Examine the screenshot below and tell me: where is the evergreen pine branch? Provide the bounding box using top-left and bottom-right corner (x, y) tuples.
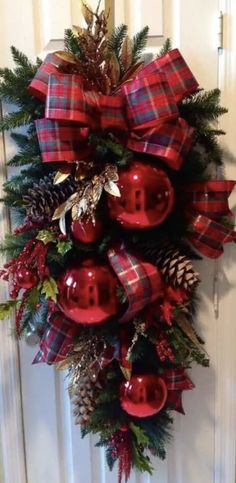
(107, 24), (128, 57)
(132, 26), (149, 63)
(11, 46), (35, 71)
(7, 131), (41, 167)
(64, 29), (83, 58)
(158, 38), (172, 57)
(0, 110), (33, 130)
(180, 88), (228, 126)
(0, 232), (35, 257)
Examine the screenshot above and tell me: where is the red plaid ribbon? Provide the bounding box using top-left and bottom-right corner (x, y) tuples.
(108, 243), (162, 323)
(184, 181), (236, 258)
(163, 367), (194, 414)
(33, 312), (78, 365)
(35, 119), (91, 162)
(128, 118), (194, 170)
(29, 49), (198, 170)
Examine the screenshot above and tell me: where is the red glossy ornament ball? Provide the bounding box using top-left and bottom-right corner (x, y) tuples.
(58, 260), (119, 325)
(120, 374), (168, 417)
(71, 218), (103, 244)
(16, 268), (38, 289)
(108, 161), (174, 229)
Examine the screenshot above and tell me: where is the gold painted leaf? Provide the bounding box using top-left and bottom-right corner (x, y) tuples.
(121, 36), (133, 71)
(72, 25), (87, 36)
(81, 1), (93, 27)
(176, 317), (207, 353)
(52, 193), (78, 220)
(109, 54), (120, 87)
(53, 171), (71, 185)
(120, 365), (132, 381)
(92, 183), (103, 205)
(104, 180), (121, 197)
(59, 213), (67, 235)
(55, 51), (78, 65)
(56, 360), (70, 371)
(71, 204), (79, 221)
(105, 165), (119, 182)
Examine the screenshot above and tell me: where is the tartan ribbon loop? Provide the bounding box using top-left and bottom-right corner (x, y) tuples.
(29, 49), (198, 169)
(33, 312), (79, 365)
(184, 181), (236, 258)
(108, 243), (163, 323)
(163, 367), (194, 414)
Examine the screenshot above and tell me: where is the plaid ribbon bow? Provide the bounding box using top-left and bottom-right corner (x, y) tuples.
(29, 49), (198, 170)
(184, 181), (236, 258)
(163, 367), (195, 413)
(108, 243), (163, 323)
(33, 312), (79, 365)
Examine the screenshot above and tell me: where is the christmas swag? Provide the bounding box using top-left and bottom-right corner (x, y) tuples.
(0, 3), (235, 481)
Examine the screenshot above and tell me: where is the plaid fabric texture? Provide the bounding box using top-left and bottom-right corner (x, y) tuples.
(108, 244), (162, 323)
(163, 368), (194, 414)
(138, 49), (199, 103)
(28, 53), (73, 101)
(184, 180), (236, 218)
(30, 49), (197, 166)
(35, 119), (90, 162)
(33, 313), (78, 365)
(187, 212), (236, 259)
(183, 180), (236, 258)
(46, 73), (126, 131)
(127, 118), (194, 171)
(122, 72), (178, 130)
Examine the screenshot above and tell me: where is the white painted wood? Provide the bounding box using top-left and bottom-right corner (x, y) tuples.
(214, 2), (236, 483)
(0, 1), (236, 483)
(114, 0), (163, 36)
(0, 117), (27, 481)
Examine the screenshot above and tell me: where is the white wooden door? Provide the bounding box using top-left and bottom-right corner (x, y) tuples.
(0, 1), (236, 483)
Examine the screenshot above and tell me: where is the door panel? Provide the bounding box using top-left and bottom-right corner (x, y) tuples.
(1, 1), (236, 482)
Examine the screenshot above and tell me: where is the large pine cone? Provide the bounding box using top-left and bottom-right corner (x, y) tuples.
(71, 375), (100, 426)
(156, 244), (200, 291)
(23, 173), (78, 223)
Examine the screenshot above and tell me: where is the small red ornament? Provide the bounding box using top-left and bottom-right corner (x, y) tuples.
(71, 218), (103, 244)
(58, 259), (119, 325)
(16, 268), (39, 289)
(120, 374), (168, 417)
(108, 161), (174, 229)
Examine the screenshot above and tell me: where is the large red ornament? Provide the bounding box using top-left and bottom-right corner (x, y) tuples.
(58, 259), (119, 325)
(16, 268), (39, 289)
(108, 161), (174, 229)
(71, 218), (103, 244)
(120, 374), (168, 417)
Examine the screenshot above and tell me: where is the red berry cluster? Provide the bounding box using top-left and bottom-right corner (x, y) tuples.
(156, 331), (175, 362)
(109, 430), (132, 483)
(0, 238), (49, 298)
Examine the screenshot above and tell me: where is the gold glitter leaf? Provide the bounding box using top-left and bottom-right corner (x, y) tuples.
(109, 54), (120, 87)
(121, 36), (133, 72)
(81, 1), (94, 27)
(55, 51), (78, 65)
(53, 171), (71, 185)
(104, 180), (121, 197)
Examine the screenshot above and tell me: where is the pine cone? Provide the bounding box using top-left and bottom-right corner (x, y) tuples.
(156, 244), (200, 291)
(23, 174), (78, 223)
(71, 375), (100, 426)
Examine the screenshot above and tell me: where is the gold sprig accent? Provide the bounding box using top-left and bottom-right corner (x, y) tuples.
(126, 318), (147, 363)
(52, 164), (120, 234)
